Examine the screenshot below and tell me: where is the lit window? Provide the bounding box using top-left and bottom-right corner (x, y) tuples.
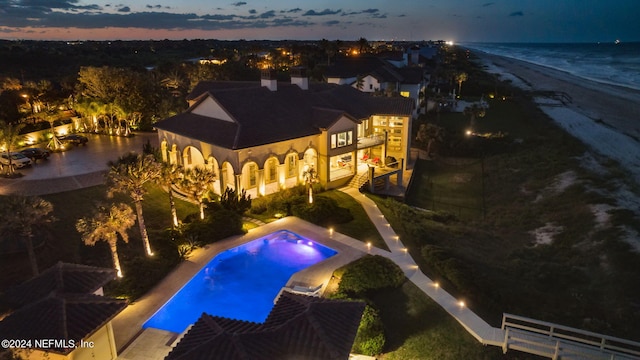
(331, 130), (353, 149)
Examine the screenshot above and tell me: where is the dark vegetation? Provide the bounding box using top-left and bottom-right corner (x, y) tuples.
(394, 46), (640, 340)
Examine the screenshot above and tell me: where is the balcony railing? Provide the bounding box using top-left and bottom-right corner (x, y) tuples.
(357, 134), (385, 149)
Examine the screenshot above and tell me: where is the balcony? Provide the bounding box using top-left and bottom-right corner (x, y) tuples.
(357, 134), (385, 149)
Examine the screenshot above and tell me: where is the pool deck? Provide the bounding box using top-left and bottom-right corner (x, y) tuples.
(114, 216), (377, 360)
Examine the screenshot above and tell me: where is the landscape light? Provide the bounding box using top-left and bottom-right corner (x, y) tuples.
(434, 282), (440, 288)
(458, 300), (465, 308)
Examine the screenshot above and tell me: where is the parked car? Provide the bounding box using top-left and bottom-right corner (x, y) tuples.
(20, 147), (50, 161)
(58, 134), (88, 146)
(0, 152), (32, 168)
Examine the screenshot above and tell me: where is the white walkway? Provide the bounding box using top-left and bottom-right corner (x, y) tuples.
(338, 187), (505, 346)
(340, 187), (640, 359)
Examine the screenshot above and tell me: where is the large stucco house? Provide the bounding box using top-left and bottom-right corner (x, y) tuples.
(154, 69), (414, 198)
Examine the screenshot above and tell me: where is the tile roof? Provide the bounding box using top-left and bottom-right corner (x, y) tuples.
(2, 261), (117, 309)
(155, 82), (413, 150)
(0, 262), (125, 354)
(165, 292), (365, 360)
(0, 293), (126, 354)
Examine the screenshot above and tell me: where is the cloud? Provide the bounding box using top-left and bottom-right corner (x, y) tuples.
(286, 8), (302, 13)
(146, 4), (162, 9)
(232, 2), (247, 6)
(343, 8), (379, 16)
(117, 6), (130, 13)
(324, 20), (340, 26)
(19, 0), (101, 11)
(248, 9), (257, 14)
(482, 2), (494, 6)
(303, 9), (341, 16)
(509, 11), (524, 16)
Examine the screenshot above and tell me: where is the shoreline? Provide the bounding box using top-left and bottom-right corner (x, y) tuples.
(471, 50), (640, 186)
(472, 51), (640, 141)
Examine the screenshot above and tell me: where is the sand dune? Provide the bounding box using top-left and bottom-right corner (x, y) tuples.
(474, 51), (640, 185)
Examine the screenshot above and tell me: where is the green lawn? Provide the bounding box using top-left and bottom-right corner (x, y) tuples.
(317, 190), (387, 250)
(377, 282), (505, 360)
(406, 158), (484, 220)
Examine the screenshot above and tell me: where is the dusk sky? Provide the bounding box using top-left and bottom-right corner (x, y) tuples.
(0, 0), (638, 43)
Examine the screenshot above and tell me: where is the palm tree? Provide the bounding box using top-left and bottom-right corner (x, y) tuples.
(0, 196), (55, 277)
(76, 203), (135, 278)
(456, 72), (468, 98)
(159, 162), (183, 228)
(0, 121), (25, 175)
(107, 153), (161, 256)
(302, 166), (318, 204)
(180, 166), (217, 220)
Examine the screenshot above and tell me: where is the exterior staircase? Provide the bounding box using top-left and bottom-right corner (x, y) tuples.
(347, 171), (369, 190)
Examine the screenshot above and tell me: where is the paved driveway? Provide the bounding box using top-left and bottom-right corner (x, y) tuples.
(0, 132), (159, 196)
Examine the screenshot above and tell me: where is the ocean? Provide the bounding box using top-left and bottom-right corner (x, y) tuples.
(463, 42), (640, 91)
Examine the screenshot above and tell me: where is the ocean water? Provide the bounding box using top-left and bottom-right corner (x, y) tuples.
(464, 42), (640, 91)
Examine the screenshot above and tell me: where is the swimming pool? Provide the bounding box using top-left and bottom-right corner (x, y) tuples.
(143, 230), (337, 333)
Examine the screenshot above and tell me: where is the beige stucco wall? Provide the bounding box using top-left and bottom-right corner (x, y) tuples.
(14, 322), (117, 360)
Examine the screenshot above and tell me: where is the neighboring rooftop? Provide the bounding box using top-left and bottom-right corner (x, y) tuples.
(0, 293), (127, 354)
(165, 292), (365, 360)
(0, 262), (126, 354)
(2, 261), (117, 309)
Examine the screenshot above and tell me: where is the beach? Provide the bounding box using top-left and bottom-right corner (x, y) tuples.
(473, 51), (640, 186)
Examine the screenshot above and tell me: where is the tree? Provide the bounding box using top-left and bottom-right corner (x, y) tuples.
(107, 153), (161, 256)
(159, 162), (183, 228)
(220, 187), (252, 215)
(456, 72), (468, 98)
(357, 37), (369, 54)
(356, 74), (364, 91)
(0, 196), (55, 277)
(463, 103), (486, 131)
(0, 121), (25, 175)
(76, 203), (135, 278)
(302, 166), (319, 204)
(180, 166), (217, 220)
(415, 123), (445, 157)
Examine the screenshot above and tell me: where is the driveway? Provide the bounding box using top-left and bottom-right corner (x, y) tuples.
(0, 132), (159, 196)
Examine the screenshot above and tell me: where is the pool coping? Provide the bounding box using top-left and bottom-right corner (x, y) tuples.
(112, 216), (388, 354)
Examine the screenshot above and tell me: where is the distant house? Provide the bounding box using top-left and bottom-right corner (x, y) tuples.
(0, 262), (127, 360)
(165, 291), (365, 360)
(324, 56), (427, 116)
(154, 68), (414, 199)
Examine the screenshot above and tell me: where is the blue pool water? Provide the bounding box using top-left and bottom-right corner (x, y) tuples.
(143, 230), (337, 333)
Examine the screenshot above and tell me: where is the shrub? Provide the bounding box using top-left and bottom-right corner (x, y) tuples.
(352, 305), (386, 356)
(291, 195), (353, 225)
(339, 255), (405, 296)
(220, 187), (252, 215)
(182, 208), (244, 244)
(421, 245), (477, 294)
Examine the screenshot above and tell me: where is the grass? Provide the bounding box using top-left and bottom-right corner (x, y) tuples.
(0, 183), (199, 299)
(388, 91), (640, 340)
(406, 158), (484, 219)
(317, 190), (387, 250)
(247, 188), (387, 250)
(376, 282), (505, 360)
